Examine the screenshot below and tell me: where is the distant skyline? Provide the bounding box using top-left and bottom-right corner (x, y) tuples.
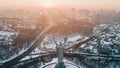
(0, 0), (120, 9)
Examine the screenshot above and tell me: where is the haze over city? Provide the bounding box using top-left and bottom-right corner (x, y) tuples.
(0, 0), (120, 9)
(1, 0), (120, 68)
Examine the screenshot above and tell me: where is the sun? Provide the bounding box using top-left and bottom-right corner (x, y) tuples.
(44, 0), (52, 8)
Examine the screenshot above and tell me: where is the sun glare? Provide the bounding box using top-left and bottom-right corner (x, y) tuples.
(44, 0), (52, 8)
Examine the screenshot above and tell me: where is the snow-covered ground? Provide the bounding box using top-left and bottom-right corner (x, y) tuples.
(39, 34), (87, 51)
(0, 31), (19, 63)
(40, 58), (80, 68)
(0, 31), (18, 45)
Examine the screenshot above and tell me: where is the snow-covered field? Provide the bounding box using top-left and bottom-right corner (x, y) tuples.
(40, 58), (79, 68)
(0, 31), (18, 45)
(39, 34), (87, 51)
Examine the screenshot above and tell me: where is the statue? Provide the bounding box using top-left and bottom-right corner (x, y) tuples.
(56, 42), (64, 64)
(53, 37), (66, 68)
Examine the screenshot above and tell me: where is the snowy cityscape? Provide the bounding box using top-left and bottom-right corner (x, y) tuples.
(0, 0), (120, 67)
(0, 8), (120, 68)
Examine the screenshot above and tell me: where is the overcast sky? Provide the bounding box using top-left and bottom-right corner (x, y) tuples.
(0, 0), (120, 9)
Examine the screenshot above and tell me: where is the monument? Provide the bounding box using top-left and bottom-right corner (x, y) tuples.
(53, 37), (66, 68)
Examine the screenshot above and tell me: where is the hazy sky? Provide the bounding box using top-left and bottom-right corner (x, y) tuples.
(0, 0), (120, 9)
